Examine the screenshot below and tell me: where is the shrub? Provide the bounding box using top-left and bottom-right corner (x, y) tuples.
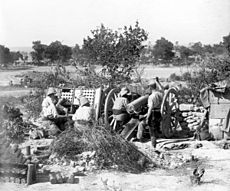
(1, 105), (31, 143)
(169, 73), (182, 81)
(181, 71), (192, 81)
(21, 89), (44, 120)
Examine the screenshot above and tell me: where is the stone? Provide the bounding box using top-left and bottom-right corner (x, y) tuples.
(75, 166), (85, 172)
(179, 104), (194, 111)
(70, 160), (76, 167)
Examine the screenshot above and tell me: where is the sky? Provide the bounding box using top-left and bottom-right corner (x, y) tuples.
(0, 0), (230, 48)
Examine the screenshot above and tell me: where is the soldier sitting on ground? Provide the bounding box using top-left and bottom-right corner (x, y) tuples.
(72, 96), (94, 131)
(41, 87), (69, 136)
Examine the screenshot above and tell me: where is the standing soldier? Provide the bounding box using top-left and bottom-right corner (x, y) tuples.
(145, 78), (164, 148)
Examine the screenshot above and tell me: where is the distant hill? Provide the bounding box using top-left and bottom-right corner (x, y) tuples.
(9, 46), (33, 53)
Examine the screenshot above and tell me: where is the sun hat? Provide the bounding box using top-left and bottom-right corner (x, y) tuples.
(47, 87), (57, 96)
(79, 97), (90, 106)
(148, 79), (157, 88)
(120, 87), (131, 97)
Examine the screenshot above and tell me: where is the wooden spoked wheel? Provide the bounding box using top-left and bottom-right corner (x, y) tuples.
(104, 88), (120, 131)
(160, 87), (179, 138)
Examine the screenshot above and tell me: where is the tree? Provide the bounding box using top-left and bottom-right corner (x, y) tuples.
(72, 44), (81, 58)
(223, 33), (230, 55)
(80, 22), (148, 82)
(190, 42), (204, 56)
(45, 41), (72, 63)
(31, 41), (47, 64)
(0, 45), (24, 66)
(153, 37), (174, 62)
(178, 46), (193, 60)
(212, 43), (225, 55)
(0, 45), (11, 65)
(10, 51), (23, 62)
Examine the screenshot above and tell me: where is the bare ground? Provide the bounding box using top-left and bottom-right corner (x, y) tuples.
(0, 140), (230, 191)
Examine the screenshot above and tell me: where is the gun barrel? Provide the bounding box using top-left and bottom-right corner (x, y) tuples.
(127, 95), (148, 114)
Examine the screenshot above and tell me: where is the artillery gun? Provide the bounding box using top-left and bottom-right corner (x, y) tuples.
(46, 83), (180, 139)
(104, 86), (180, 139)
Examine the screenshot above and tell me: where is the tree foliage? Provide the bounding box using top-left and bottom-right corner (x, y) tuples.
(190, 42), (204, 56)
(178, 45), (193, 60)
(0, 45), (23, 66)
(31, 41), (47, 63)
(31, 41), (72, 64)
(0, 45), (11, 64)
(153, 37), (174, 61)
(223, 33), (230, 55)
(45, 41), (72, 62)
(79, 22), (148, 83)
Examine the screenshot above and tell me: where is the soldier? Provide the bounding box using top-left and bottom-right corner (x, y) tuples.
(72, 96), (94, 131)
(136, 78), (164, 148)
(41, 87), (69, 135)
(72, 97), (93, 122)
(112, 87), (131, 127)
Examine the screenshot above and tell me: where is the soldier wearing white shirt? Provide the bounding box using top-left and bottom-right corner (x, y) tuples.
(72, 97), (94, 129)
(41, 87), (69, 135)
(136, 78), (164, 148)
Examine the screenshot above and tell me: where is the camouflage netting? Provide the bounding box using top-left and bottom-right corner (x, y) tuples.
(50, 125), (151, 173)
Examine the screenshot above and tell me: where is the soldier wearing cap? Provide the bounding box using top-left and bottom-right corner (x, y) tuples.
(41, 87), (69, 136)
(112, 87), (131, 127)
(42, 87), (59, 119)
(136, 77), (164, 147)
(72, 96), (94, 129)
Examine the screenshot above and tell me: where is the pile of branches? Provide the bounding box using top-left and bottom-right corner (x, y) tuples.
(50, 125), (150, 173)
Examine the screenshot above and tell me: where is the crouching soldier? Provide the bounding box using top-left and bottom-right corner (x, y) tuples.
(41, 87), (69, 136)
(72, 97), (94, 131)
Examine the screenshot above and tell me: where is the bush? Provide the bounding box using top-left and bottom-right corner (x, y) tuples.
(169, 73), (182, 81)
(1, 105), (31, 143)
(21, 90), (44, 119)
(181, 72), (192, 81)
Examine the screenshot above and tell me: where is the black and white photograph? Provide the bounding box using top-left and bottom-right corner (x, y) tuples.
(0, 0), (230, 190)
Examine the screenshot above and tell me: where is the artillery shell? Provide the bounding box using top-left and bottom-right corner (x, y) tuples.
(26, 146), (31, 156)
(27, 164), (34, 185)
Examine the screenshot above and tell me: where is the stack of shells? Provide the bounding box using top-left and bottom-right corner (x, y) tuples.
(179, 104), (206, 132)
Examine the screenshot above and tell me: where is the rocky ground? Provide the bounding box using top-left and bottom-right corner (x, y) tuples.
(1, 139), (230, 191)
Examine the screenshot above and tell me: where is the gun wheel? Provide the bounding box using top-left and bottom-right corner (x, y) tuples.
(104, 88), (120, 131)
(160, 87), (179, 138)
